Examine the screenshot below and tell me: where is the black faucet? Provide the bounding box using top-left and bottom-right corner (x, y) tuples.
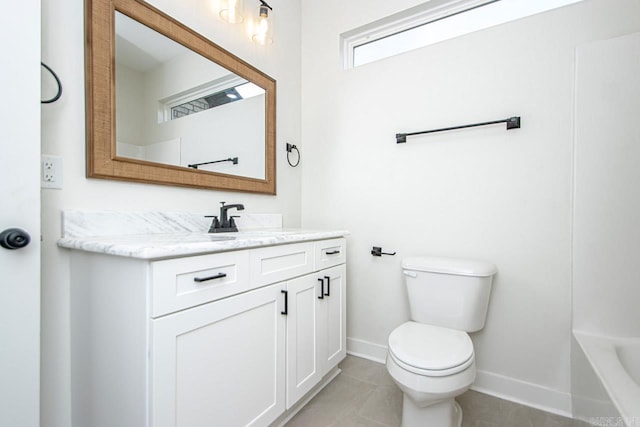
(208, 202), (245, 233)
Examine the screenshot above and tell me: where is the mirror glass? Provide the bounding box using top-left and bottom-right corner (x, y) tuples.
(115, 12), (266, 180)
(85, 0), (276, 194)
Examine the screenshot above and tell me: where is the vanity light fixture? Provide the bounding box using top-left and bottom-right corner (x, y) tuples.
(219, 0), (244, 24)
(252, 0), (273, 45)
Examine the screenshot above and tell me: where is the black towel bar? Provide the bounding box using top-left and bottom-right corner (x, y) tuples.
(396, 116), (521, 143)
(188, 157), (238, 169)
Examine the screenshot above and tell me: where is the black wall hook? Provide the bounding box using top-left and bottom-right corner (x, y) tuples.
(371, 246), (396, 257)
(41, 62), (62, 104)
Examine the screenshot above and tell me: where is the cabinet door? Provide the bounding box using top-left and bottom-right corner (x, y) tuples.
(285, 265), (347, 409)
(151, 283), (286, 427)
(285, 274), (323, 408)
(320, 265), (347, 371)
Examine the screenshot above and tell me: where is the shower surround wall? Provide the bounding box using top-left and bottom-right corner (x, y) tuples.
(573, 31), (640, 341)
(572, 31), (640, 421)
(300, 0), (640, 416)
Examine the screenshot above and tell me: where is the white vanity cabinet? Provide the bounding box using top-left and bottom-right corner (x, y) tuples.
(69, 236), (346, 427)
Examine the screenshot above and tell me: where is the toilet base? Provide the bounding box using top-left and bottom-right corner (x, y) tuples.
(400, 395), (463, 427)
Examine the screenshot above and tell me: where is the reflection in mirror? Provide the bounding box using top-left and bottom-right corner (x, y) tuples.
(85, 0), (276, 194)
(115, 12), (266, 180)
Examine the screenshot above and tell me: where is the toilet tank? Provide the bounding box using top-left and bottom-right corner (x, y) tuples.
(402, 256), (497, 332)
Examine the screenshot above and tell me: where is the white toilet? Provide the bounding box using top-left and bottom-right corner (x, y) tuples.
(386, 256), (497, 427)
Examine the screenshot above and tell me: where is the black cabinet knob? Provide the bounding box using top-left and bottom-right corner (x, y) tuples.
(0, 228), (31, 250)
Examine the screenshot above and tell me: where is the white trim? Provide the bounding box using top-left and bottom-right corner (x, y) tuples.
(346, 336), (574, 417)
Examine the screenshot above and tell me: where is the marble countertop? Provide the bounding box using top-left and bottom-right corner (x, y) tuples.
(58, 229), (349, 260)
(57, 210), (348, 259)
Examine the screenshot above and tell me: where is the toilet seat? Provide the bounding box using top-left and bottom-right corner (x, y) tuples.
(388, 322), (474, 377)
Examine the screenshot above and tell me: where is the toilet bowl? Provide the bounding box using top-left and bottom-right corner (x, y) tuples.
(386, 322), (476, 427)
(386, 256), (497, 427)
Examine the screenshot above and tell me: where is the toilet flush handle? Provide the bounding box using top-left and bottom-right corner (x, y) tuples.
(402, 270), (417, 278)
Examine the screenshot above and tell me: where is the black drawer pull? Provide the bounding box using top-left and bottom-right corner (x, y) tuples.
(318, 278), (325, 299)
(281, 290), (288, 315)
(325, 250), (340, 255)
(193, 272), (227, 283)
(324, 276), (331, 297)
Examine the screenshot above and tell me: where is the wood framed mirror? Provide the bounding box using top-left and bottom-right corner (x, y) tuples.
(85, 0), (276, 194)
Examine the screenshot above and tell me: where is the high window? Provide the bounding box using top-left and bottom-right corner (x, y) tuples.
(341, 0), (583, 69)
(160, 75), (264, 122)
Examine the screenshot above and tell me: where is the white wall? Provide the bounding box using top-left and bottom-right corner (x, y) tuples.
(40, 0), (301, 425)
(115, 63), (145, 145)
(300, 0), (640, 416)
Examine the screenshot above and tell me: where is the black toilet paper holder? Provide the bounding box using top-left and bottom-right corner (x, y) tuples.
(371, 246), (396, 257)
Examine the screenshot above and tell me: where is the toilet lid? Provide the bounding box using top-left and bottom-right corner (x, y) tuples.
(388, 322), (474, 374)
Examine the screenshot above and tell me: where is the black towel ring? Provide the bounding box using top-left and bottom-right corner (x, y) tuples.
(286, 143), (300, 167)
(41, 62), (62, 104)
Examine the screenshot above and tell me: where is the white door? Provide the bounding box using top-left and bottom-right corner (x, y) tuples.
(151, 283), (286, 427)
(0, 1), (41, 426)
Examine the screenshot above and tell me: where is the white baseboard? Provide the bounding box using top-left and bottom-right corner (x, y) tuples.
(472, 370), (572, 418)
(346, 336), (573, 418)
(346, 337), (387, 363)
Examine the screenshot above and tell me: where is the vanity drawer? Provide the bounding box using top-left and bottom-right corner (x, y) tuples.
(314, 238), (346, 270)
(150, 250), (251, 318)
(250, 242), (314, 286)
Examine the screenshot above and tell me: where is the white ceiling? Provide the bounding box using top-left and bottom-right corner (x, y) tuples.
(115, 11), (189, 72)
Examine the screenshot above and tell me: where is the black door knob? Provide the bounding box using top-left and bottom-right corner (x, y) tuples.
(0, 228), (31, 250)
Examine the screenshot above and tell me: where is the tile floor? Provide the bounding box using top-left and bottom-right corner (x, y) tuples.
(285, 355), (590, 427)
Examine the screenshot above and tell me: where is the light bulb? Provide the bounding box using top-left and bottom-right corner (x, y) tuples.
(252, 4), (273, 45)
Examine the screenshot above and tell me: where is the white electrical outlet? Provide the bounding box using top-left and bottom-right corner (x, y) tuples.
(41, 155), (63, 189)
